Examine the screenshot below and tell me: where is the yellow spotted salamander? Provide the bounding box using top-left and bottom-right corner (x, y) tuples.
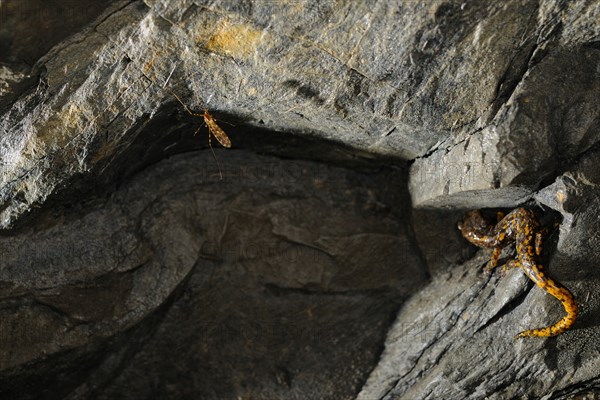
(458, 208), (577, 338)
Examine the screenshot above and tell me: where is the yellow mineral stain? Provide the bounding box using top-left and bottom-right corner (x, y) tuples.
(204, 23), (262, 59)
(63, 103), (85, 130)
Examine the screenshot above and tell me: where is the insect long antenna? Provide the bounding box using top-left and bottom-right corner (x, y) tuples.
(168, 89), (198, 117)
(157, 66), (231, 179)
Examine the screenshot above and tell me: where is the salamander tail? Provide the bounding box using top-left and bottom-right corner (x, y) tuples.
(514, 282), (578, 339)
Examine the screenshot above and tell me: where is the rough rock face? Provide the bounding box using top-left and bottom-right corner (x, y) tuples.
(1, 151), (421, 399)
(0, 0), (599, 399)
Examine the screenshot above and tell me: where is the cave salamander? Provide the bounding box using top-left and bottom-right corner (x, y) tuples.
(458, 208), (577, 338)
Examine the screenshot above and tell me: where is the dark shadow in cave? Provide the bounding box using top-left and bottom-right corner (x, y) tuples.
(0, 106), (431, 399)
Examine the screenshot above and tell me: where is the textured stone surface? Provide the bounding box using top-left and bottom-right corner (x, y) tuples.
(0, 151), (423, 399)
(409, 4), (600, 208)
(1, 0), (600, 399)
(2, 0), (597, 228)
(362, 146), (600, 400)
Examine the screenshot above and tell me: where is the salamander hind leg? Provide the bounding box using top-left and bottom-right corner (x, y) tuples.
(498, 259), (519, 276)
(535, 232), (543, 256)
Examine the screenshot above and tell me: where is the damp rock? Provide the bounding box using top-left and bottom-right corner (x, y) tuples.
(1, 0), (600, 399)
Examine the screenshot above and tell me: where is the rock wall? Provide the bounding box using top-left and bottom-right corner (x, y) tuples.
(0, 0), (599, 399)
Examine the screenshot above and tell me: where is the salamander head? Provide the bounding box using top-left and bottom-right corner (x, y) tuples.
(458, 210), (494, 243)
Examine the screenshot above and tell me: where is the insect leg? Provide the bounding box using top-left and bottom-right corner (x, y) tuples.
(207, 127), (224, 181)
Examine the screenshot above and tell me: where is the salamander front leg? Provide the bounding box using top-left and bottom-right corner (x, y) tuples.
(484, 247), (502, 274)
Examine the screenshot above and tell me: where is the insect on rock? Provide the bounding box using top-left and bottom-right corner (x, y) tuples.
(156, 64), (233, 179)
(168, 90), (232, 179)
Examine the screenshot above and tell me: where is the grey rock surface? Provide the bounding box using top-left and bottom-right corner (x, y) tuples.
(1, 0), (599, 399)
(1, 151), (423, 399)
(362, 146), (600, 400)
(409, 5), (600, 208)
